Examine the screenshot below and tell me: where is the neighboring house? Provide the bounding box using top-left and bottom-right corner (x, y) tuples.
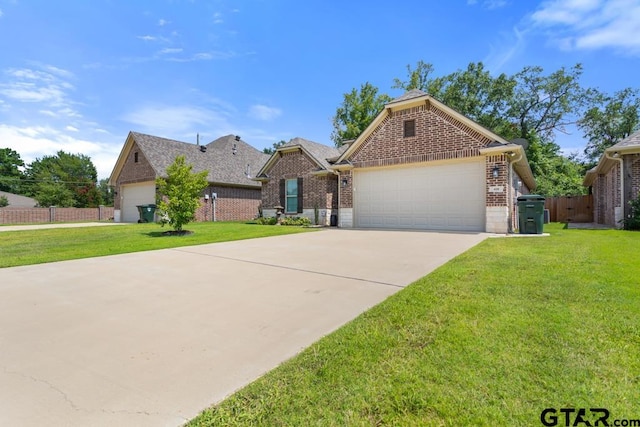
(254, 137), (345, 225)
(0, 191), (37, 207)
(583, 129), (640, 228)
(257, 90), (536, 233)
(109, 131), (269, 223)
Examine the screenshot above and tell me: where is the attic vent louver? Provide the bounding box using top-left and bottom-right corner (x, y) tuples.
(200, 145), (207, 153)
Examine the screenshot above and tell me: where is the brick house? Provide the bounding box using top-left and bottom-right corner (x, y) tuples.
(259, 90), (535, 233)
(109, 131), (269, 223)
(583, 130), (640, 228)
(255, 137), (343, 225)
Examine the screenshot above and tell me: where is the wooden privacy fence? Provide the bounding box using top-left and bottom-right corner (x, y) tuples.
(544, 195), (593, 223)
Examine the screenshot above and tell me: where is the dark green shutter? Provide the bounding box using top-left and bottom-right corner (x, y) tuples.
(279, 179), (285, 207)
(297, 177), (303, 213)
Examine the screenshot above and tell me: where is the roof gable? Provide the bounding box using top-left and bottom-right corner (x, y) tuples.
(257, 137), (340, 177)
(109, 132), (269, 188)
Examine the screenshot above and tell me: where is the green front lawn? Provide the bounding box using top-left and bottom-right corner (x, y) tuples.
(190, 223), (640, 426)
(0, 222), (314, 268)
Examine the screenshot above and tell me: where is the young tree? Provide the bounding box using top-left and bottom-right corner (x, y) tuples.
(331, 82), (392, 146)
(155, 155), (208, 233)
(0, 195), (8, 207)
(579, 88), (640, 165)
(0, 148), (25, 193)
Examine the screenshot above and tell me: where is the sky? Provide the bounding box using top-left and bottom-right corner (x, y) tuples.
(0, 0), (639, 180)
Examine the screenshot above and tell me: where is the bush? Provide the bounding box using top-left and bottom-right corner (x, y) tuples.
(0, 195), (8, 207)
(256, 216), (311, 226)
(622, 196), (640, 230)
(281, 216), (311, 226)
(257, 216), (277, 225)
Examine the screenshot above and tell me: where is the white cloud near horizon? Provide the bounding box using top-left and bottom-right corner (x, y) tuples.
(531, 0), (640, 54)
(248, 104), (282, 121)
(0, 124), (121, 179)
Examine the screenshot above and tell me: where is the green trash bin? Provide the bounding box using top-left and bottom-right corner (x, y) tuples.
(136, 204), (156, 223)
(517, 195), (545, 234)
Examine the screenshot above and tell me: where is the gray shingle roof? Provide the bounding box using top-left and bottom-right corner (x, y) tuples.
(387, 89), (428, 104)
(282, 137), (341, 169)
(131, 132), (269, 188)
(610, 129), (640, 149)
(0, 191), (37, 207)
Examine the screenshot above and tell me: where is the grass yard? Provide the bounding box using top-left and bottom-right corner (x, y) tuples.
(0, 222), (314, 268)
(190, 223), (640, 426)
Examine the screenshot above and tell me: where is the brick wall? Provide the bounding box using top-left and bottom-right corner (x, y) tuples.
(114, 141), (156, 210)
(593, 163), (620, 227)
(341, 103), (500, 209)
(261, 150), (338, 211)
(485, 155), (509, 207)
(593, 155), (640, 227)
(0, 206), (115, 224)
(195, 185), (262, 222)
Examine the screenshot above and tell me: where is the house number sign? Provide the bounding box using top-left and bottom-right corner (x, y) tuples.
(488, 186), (504, 193)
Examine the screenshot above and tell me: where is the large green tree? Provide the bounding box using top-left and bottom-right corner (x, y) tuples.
(98, 178), (115, 206)
(0, 148), (25, 193)
(579, 88), (640, 165)
(507, 64), (587, 141)
(155, 155), (209, 233)
(391, 61), (590, 196)
(25, 151), (101, 207)
(331, 82), (392, 146)
(263, 140), (287, 155)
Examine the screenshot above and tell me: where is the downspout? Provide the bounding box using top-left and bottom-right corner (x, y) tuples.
(605, 151), (624, 223)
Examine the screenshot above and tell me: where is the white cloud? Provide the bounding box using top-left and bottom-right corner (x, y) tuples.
(122, 105), (233, 136)
(159, 48), (183, 54)
(248, 104), (282, 121)
(158, 19), (169, 26)
(0, 67), (76, 112)
(0, 9), (3, 18)
(213, 12), (224, 24)
(65, 125), (79, 132)
(484, 26), (526, 71)
(531, 0), (640, 54)
(137, 35), (157, 42)
(0, 124), (121, 179)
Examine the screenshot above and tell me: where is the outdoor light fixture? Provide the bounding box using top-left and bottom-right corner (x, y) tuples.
(341, 177), (348, 187)
(492, 165), (500, 178)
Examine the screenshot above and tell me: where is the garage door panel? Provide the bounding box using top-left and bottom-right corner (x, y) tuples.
(353, 161), (485, 232)
(121, 182), (156, 223)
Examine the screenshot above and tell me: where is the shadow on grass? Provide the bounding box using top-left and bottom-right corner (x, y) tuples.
(145, 230), (194, 238)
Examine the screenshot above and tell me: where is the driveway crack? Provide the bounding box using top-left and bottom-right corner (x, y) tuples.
(170, 248), (405, 289)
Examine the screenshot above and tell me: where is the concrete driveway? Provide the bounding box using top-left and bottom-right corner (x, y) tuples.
(0, 229), (488, 426)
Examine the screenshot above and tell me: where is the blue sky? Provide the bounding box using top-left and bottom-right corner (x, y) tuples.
(0, 0), (639, 180)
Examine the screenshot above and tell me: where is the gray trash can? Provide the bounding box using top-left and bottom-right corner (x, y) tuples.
(136, 204), (156, 223)
(517, 195), (545, 234)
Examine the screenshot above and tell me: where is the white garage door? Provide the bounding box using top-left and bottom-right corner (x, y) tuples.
(121, 182), (156, 223)
(353, 160), (486, 231)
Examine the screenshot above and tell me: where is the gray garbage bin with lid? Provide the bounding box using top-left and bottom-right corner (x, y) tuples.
(517, 195), (545, 234)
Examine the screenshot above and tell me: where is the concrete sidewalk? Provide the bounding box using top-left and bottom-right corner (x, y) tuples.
(0, 229), (488, 426)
